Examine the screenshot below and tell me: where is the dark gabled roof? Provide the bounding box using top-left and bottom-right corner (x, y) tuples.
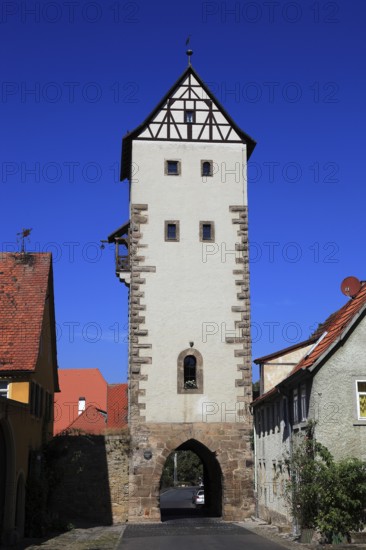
(120, 65), (256, 181)
(252, 281), (366, 407)
(107, 221), (130, 243)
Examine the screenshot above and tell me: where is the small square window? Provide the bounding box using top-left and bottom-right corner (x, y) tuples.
(185, 110), (195, 124)
(200, 221), (215, 242)
(165, 221), (180, 242)
(165, 160), (181, 176)
(201, 160), (213, 177)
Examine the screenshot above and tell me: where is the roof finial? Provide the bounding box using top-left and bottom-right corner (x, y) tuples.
(17, 228), (32, 253)
(185, 35), (193, 66)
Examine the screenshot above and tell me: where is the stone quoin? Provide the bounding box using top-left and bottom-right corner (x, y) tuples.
(108, 60), (256, 521)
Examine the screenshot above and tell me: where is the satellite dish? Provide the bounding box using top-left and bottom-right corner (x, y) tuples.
(341, 276), (361, 298)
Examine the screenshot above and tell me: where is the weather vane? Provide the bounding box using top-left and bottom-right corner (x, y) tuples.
(17, 228), (32, 253)
(185, 35), (193, 66)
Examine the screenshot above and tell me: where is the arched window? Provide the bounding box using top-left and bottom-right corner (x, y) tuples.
(201, 160), (213, 178)
(184, 355), (197, 388)
(177, 349), (203, 394)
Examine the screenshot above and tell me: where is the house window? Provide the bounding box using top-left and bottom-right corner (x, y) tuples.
(165, 221), (180, 242)
(0, 382), (8, 398)
(300, 384), (307, 421)
(184, 355), (197, 389)
(201, 160), (213, 177)
(177, 348), (203, 394)
(185, 110), (194, 123)
(276, 400), (281, 431)
(45, 392), (53, 422)
(266, 407), (271, 434)
(356, 381), (366, 419)
(78, 397), (86, 415)
(200, 221), (215, 242)
(30, 382), (43, 418)
(259, 409), (266, 437)
(293, 388), (299, 424)
(165, 160), (181, 176)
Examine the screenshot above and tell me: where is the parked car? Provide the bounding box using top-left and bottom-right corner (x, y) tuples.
(193, 489), (205, 506)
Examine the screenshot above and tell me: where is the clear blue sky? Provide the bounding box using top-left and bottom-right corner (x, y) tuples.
(2, 1), (365, 383)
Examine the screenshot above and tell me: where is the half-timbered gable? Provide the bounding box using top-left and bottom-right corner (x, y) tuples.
(120, 66), (255, 180)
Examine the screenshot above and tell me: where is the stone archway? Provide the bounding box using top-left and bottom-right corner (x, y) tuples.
(175, 439), (222, 517)
(128, 422), (253, 522)
(158, 438), (223, 520)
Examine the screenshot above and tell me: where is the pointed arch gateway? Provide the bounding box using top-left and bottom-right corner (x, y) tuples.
(160, 438), (222, 520)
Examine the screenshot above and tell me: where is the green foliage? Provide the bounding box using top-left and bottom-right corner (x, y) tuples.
(316, 457), (366, 540)
(284, 422), (366, 541)
(161, 451), (203, 488)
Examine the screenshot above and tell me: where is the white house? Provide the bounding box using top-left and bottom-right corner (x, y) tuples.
(252, 280), (366, 525)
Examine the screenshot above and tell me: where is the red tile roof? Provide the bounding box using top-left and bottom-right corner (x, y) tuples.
(291, 281), (366, 374)
(253, 281), (366, 406)
(0, 253), (53, 372)
(54, 369), (107, 434)
(60, 404), (107, 435)
(107, 383), (128, 429)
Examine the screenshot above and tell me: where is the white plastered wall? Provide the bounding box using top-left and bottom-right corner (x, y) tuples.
(130, 140), (248, 423)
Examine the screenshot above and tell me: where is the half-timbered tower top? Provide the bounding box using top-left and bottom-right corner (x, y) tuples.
(120, 65), (256, 180)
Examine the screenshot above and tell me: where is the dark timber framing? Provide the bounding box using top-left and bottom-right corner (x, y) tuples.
(120, 67), (256, 181)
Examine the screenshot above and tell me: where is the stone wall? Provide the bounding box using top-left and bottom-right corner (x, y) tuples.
(47, 432), (130, 526)
(128, 422), (254, 522)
